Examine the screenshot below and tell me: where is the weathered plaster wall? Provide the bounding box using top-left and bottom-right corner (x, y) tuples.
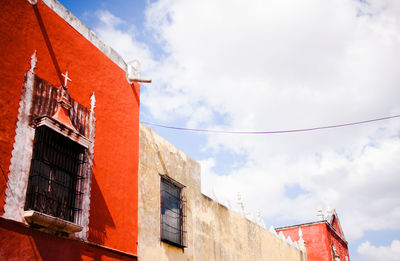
(138, 124), (307, 261)
(194, 194), (306, 261)
(138, 123), (200, 261)
(0, 0), (139, 256)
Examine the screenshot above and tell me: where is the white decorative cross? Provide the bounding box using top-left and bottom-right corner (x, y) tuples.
(61, 71), (72, 88)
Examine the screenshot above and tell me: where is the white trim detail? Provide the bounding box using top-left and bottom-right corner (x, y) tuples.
(269, 225), (277, 236)
(3, 45), (96, 239)
(127, 59), (152, 84)
(41, 0), (127, 72)
(33, 116), (91, 148)
(3, 71), (36, 222)
(30, 51), (37, 73)
(76, 92), (96, 240)
(41, 0), (152, 84)
(90, 92), (96, 113)
(24, 210), (83, 234)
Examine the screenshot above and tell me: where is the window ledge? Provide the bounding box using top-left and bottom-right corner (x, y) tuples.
(161, 239), (186, 249)
(24, 210), (83, 234)
(34, 115), (91, 148)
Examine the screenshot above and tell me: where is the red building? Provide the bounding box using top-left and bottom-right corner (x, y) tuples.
(0, 0), (142, 259)
(276, 209), (350, 261)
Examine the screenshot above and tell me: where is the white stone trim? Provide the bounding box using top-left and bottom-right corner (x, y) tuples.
(127, 59), (152, 83)
(41, 0), (127, 72)
(33, 116), (91, 148)
(76, 92), (96, 240)
(3, 69), (95, 240)
(3, 71), (36, 222)
(30, 50), (37, 72)
(24, 210), (83, 234)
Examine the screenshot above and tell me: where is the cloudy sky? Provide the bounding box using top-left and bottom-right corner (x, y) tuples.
(59, 0), (400, 259)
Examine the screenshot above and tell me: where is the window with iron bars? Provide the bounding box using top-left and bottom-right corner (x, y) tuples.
(24, 125), (85, 223)
(160, 175), (187, 248)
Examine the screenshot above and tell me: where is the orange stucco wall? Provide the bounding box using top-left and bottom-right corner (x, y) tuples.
(0, 0), (139, 257)
(277, 222), (350, 261)
(0, 217), (137, 260)
(331, 216), (342, 236)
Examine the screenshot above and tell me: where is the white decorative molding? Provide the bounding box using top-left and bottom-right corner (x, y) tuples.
(42, 0), (127, 72)
(269, 225), (277, 236)
(317, 205), (324, 220)
(30, 51), (37, 73)
(255, 210), (266, 228)
(4, 60), (96, 240)
(325, 206), (334, 221)
(127, 59), (152, 83)
(127, 60), (140, 79)
(24, 210), (83, 234)
(297, 227), (306, 251)
(76, 92), (96, 240)
(90, 92), (96, 112)
(27, 0), (37, 5)
(286, 236), (293, 245)
(3, 70), (36, 222)
(33, 116), (91, 148)
(236, 192), (245, 217)
(278, 231), (286, 240)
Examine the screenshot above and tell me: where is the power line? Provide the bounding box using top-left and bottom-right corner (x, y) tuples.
(141, 114), (400, 135)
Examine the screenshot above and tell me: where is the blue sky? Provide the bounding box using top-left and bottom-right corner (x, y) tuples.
(58, 0), (400, 260)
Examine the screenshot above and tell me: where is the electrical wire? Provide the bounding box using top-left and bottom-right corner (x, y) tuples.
(141, 114), (400, 135)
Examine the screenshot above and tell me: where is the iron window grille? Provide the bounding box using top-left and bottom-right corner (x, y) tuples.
(160, 175), (187, 248)
(24, 125), (85, 224)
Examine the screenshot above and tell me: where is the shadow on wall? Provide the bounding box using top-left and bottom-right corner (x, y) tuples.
(0, 164), (8, 215)
(0, 217), (135, 260)
(32, 3), (63, 86)
(88, 174), (115, 245)
(130, 82), (140, 107)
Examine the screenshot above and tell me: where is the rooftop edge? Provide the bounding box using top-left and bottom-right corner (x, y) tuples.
(41, 0), (128, 72)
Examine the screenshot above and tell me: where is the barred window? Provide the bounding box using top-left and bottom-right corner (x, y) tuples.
(161, 176), (186, 247)
(24, 125), (85, 223)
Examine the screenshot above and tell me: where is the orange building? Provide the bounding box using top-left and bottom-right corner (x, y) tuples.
(276, 209), (350, 261)
(0, 0), (141, 259)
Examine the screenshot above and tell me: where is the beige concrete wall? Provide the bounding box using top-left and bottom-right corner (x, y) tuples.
(138, 124), (306, 261)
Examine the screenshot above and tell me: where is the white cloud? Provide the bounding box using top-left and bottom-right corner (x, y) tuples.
(201, 133), (400, 240)
(142, 0), (400, 242)
(94, 10), (155, 71)
(91, 0), (400, 245)
(358, 240), (400, 261)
